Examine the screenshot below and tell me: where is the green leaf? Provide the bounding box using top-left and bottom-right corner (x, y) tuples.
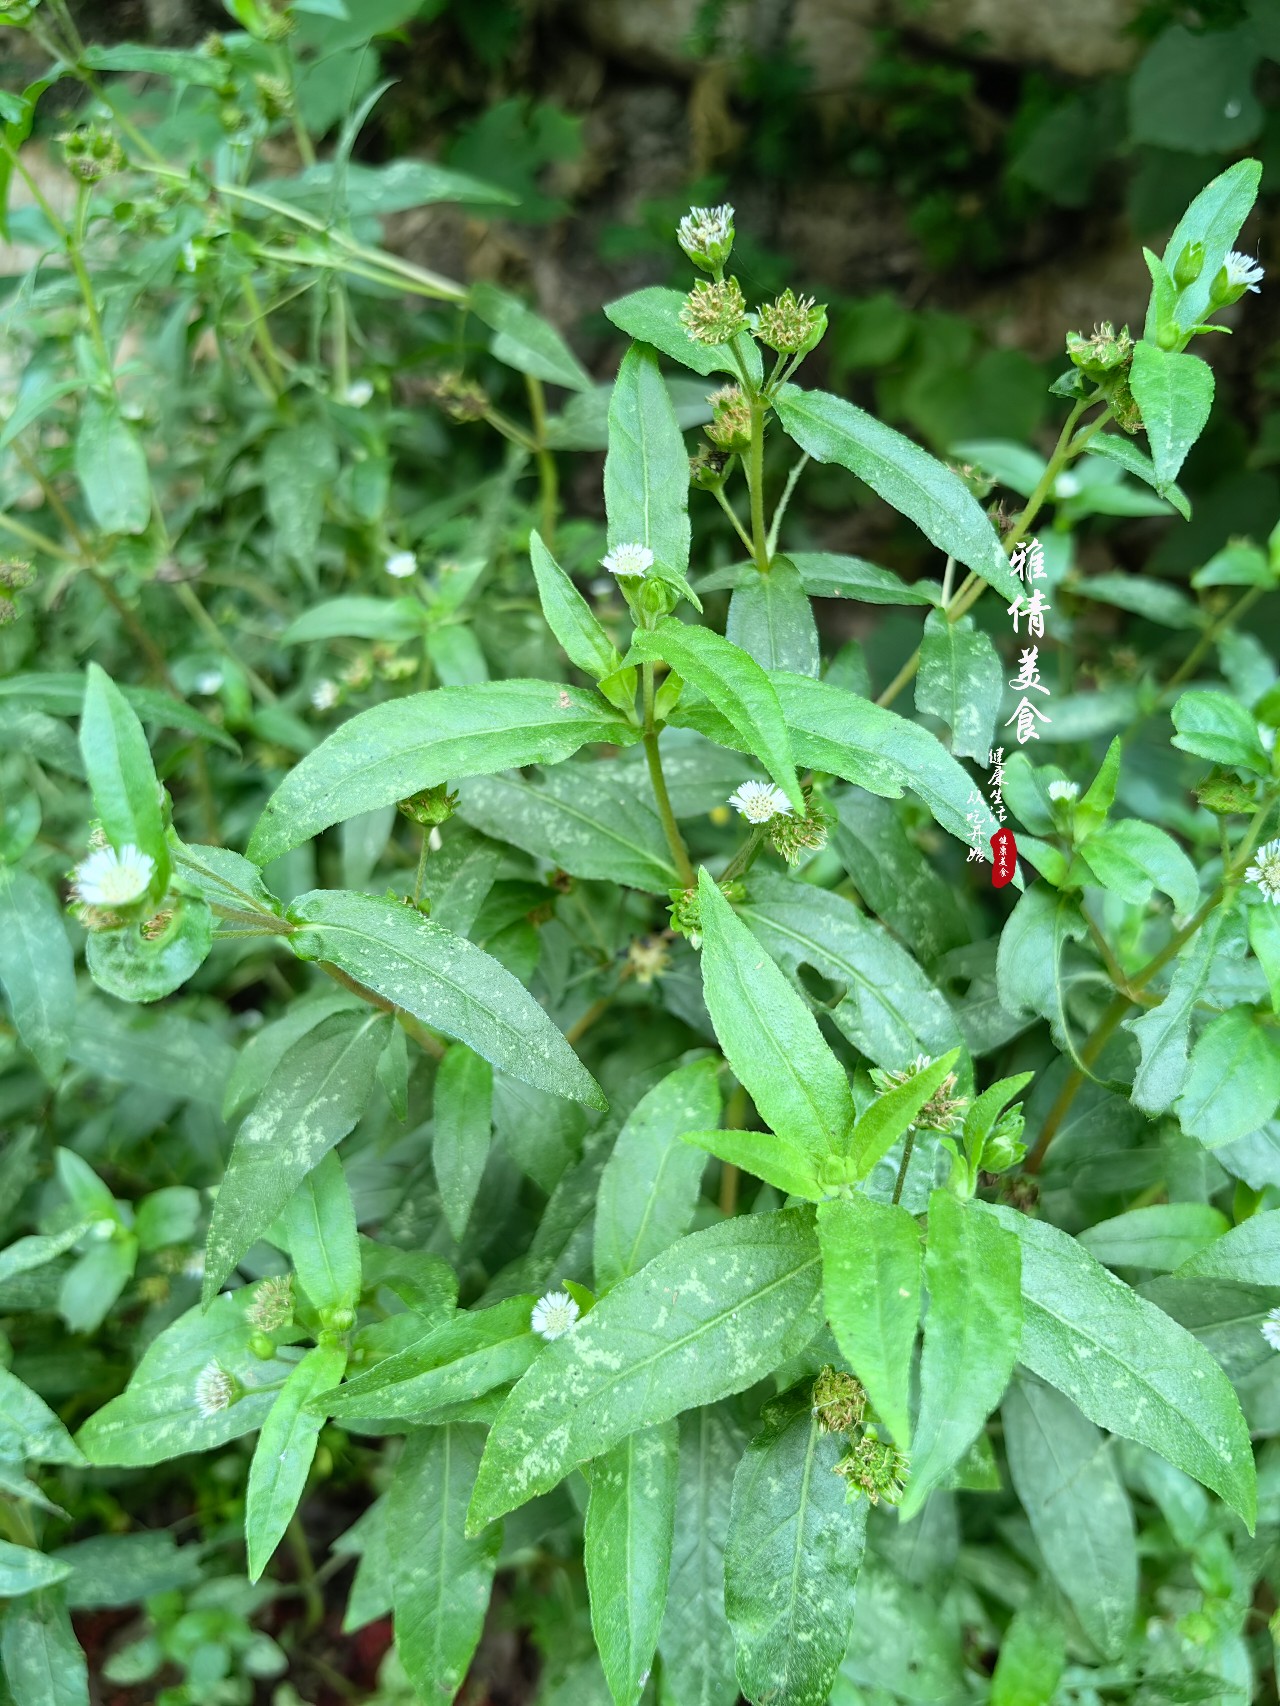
(0, 1368), (84, 1466)
(724, 1389), (867, 1706)
(1174, 1208), (1280, 1283)
(203, 1010), (389, 1304)
(248, 680), (637, 863)
(222, 995), (359, 1123)
(468, 1208), (823, 1530)
(1177, 1005), (1280, 1147)
(279, 1150), (361, 1314)
(79, 663), (169, 885)
(726, 559), (820, 677)
(681, 1128), (823, 1202)
(848, 1050), (962, 1182)
(785, 551), (940, 606)
(60, 1236), (137, 1334)
(1131, 34), (1262, 158)
(265, 156), (516, 216)
(458, 765), (677, 893)
(697, 869), (854, 1160)
(604, 344), (692, 577)
(1084, 434), (1191, 520)
(630, 623), (802, 811)
(470, 280), (592, 391)
(0, 675), (232, 754)
(389, 1425), (502, 1699)
(53, 1533), (203, 1609)
(900, 1192), (1020, 1518)
(604, 285), (762, 385)
(263, 420), (338, 572)
(658, 1407), (745, 1706)
(280, 595), (428, 645)
(529, 530), (623, 683)
(0, 867), (75, 1080)
(1171, 688), (1269, 773)
(1125, 904), (1243, 1114)
(774, 385), (1021, 603)
(74, 395), (151, 536)
(288, 890), (604, 1108)
(1193, 539), (1274, 589)
(0, 1543), (72, 1597)
(818, 1195), (920, 1445)
(1003, 1373), (1136, 1660)
(594, 1056), (720, 1290)
(1078, 819), (1200, 916)
(320, 1298), (538, 1424)
(978, 1202), (1257, 1529)
(1079, 1204), (1230, 1272)
(738, 872), (962, 1071)
(1129, 342), (1214, 493)
(1150, 159), (1262, 341)
(433, 1044), (493, 1242)
(85, 893), (214, 1003)
(246, 1342), (347, 1581)
(134, 1186), (200, 1253)
(996, 884), (1088, 1051)
(989, 1596), (1066, 1706)
(75, 1290), (296, 1467)
(915, 611), (1004, 761)
(0, 1592), (88, 1706)
(1068, 571), (1202, 629)
(0, 1225), (91, 1288)
(585, 1421), (679, 1706)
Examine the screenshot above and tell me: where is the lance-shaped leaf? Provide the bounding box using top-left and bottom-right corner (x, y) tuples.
(978, 1202), (1256, 1529)
(246, 1342), (347, 1582)
(726, 558), (820, 677)
(80, 663), (169, 887)
(1, 1591), (88, 1706)
(247, 680), (637, 864)
(75, 394), (151, 536)
(202, 1009), (390, 1305)
(848, 1049), (961, 1181)
(900, 1192), (1020, 1518)
(0, 866), (75, 1081)
(659, 1407), (745, 1706)
(1129, 342), (1214, 493)
(529, 529), (624, 682)
(697, 869), (854, 1159)
(818, 1195), (921, 1446)
(724, 1389), (868, 1706)
(0, 1543), (71, 1597)
(433, 1044), (493, 1242)
(1124, 903), (1242, 1115)
(1147, 157), (1262, 341)
(389, 1425), (502, 1700)
(605, 342), (691, 576)
(1003, 1373), (1137, 1661)
(1079, 1203), (1229, 1274)
(288, 890), (604, 1108)
(629, 622), (802, 812)
(279, 1150), (361, 1314)
(594, 1055), (720, 1290)
(467, 1208), (824, 1531)
(916, 611), (1003, 761)
(681, 1128), (824, 1202)
(1174, 1208), (1280, 1285)
(470, 280), (592, 390)
(604, 285), (762, 385)
(1177, 1005), (1280, 1148)
(774, 385), (1021, 603)
(585, 1420), (679, 1706)
(1077, 819), (1200, 917)
(989, 1597), (1066, 1706)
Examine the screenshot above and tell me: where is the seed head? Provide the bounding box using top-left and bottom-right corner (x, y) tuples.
(1246, 838), (1280, 905)
(398, 783), (459, 827)
(869, 1054), (968, 1134)
(248, 1274), (294, 1332)
(811, 1366), (866, 1433)
(0, 559), (33, 591)
(531, 1289), (579, 1341)
(71, 844), (155, 909)
(627, 935), (671, 985)
(680, 277), (748, 346)
(768, 789), (829, 864)
(728, 780), (792, 824)
(59, 124), (124, 182)
(755, 288), (824, 354)
(194, 1359), (239, 1418)
(676, 203), (735, 271)
(705, 384), (752, 451)
(1065, 321), (1133, 377)
(425, 370), (489, 422)
(834, 1432), (909, 1505)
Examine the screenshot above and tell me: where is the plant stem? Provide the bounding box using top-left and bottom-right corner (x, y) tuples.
(719, 823), (768, 884)
(766, 454), (809, 558)
(891, 1128), (917, 1205)
(525, 374), (558, 550)
(643, 662), (696, 888)
(710, 482), (755, 557)
(747, 398), (770, 572)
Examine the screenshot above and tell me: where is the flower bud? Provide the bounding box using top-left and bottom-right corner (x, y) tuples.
(676, 204), (735, 272)
(398, 784), (459, 827)
(1173, 240), (1204, 290)
(249, 1331), (277, 1360)
(638, 575), (678, 618)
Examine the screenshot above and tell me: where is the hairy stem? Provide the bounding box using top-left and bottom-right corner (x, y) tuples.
(643, 662), (696, 888)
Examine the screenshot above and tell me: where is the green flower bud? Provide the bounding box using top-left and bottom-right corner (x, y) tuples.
(1173, 240), (1204, 290)
(397, 784), (459, 827)
(249, 1332), (277, 1361)
(321, 1305), (356, 1332)
(638, 575), (678, 619)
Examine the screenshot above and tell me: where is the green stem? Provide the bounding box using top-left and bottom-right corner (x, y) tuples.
(719, 823), (768, 884)
(525, 374), (558, 551)
(643, 663), (696, 890)
(710, 481), (755, 557)
(0, 510), (77, 562)
(747, 398), (770, 572)
(891, 1128), (918, 1205)
(766, 454), (809, 558)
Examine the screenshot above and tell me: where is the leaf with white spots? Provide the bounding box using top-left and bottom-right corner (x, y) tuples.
(818, 1194), (921, 1447)
(724, 1388), (868, 1706)
(978, 1202), (1256, 1530)
(585, 1420), (679, 1706)
(245, 1342), (347, 1582)
(389, 1425), (501, 1701)
(658, 1407), (745, 1706)
(467, 1208), (824, 1532)
(1, 1590), (88, 1706)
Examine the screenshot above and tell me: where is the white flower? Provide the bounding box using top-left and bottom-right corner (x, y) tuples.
(602, 542), (653, 580)
(194, 1359), (236, 1418)
(531, 1289), (579, 1341)
(677, 203), (735, 266)
(1224, 250), (1264, 294)
(1262, 1306), (1280, 1351)
(1246, 838), (1280, 905)
(311, 679), (339, 711)
(182, 1250), (206, 1281)
(1047, 780), (1079, 803)
(343, 379), (374, 407)
(728, 781), (793, 824)
(194, 668), (223, 696)
(72, 843), (155, 908)
(385, 550), (417, 579)
(180, 240), (198, 273)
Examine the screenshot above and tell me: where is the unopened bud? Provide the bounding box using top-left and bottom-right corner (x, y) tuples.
(398, 784), (459, 827)
(1173, 240), (1204, 290)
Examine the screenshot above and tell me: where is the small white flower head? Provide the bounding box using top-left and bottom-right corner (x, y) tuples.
(1224, 250), (1265, 294)
(311, 678), (339, 712)
(72, 843), (155, 908)
(677, 203), (735, 270)
(1263, 1306), (1280, 1351)
(194, 1358), (237, 1418)
(343, 378), (374, 407)
(180, 239), (198, 273)
(385, 550), (417, 579)
(1246, 838), (1280, 905)
(1047, 780), (1079, 803)
(728, 780), (793, 824)
(602, 541), (653, 579)
(194, 668), (223, 696)
(182, 1249), (206, 1281)
(531, 1289), (579, 1341)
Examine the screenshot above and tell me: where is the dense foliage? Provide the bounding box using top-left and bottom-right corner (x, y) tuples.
(2, 4), (1280, 1705)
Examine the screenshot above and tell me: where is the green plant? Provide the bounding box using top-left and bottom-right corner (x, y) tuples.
(3, 6), (1280, 1703)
